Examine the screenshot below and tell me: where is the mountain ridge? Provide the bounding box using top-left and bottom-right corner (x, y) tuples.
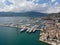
(0, 12), (47, 17)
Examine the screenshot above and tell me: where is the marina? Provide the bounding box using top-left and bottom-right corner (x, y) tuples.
(0, 23), (41, 33)
(0, 17), (60, 45)
(0, 0), (60, 45)
(0, 17), (49, 45)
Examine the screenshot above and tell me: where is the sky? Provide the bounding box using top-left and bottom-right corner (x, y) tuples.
(0, 0), (60, 13)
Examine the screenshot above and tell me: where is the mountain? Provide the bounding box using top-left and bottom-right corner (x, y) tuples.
(0, 12), (47, 17)
(47, 12), (60, 17)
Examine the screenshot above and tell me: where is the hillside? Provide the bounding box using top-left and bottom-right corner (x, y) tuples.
(0, 12), (47, 17)
(47, 12), (60, 17)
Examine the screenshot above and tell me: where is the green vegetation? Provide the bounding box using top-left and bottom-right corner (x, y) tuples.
(41, 12), (60, 20)
(47, 12), (60, 17)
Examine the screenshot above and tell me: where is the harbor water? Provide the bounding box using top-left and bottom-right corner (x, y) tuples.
(0, 17), (49, 45)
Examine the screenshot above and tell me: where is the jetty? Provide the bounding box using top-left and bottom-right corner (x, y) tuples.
(20, 24), (30, 32)
(0, 23), (42, 33)
(28, 25), (39, 33)
(0, 17), (60, 45)
(0, 23), (41, 33)
(26, 28), (30, 32)
(0, 23), (18, 28)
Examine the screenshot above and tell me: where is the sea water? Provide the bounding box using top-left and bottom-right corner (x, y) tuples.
(0, 17), (49, 45)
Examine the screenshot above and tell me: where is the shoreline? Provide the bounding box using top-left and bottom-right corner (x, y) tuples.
(0, 23), (41, 32)
(39, 18), (60, 45)
(0, 16), (60, 45)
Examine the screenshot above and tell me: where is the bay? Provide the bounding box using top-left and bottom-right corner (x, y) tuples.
(0, 17), (49, 45)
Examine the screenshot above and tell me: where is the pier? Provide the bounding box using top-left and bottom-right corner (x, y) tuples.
(0, 23), (42, 33)
(26, 25), (39, 33)
(0, 24), (18, 28)
(0, 18), (60, 45)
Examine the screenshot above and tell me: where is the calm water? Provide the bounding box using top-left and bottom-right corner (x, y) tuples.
(0, 17), (49, 45)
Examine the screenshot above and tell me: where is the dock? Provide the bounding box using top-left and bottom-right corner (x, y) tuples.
(20, 28), (27, 32)
(28, 25), (39, 33)
(0, 24), (18, 28)
(26, 28), (30, 32)
(0, 23), (42, 33)
(20, 24), (31, 32)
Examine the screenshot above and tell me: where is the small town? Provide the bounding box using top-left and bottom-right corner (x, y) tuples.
(0, 0), (60, 45)
(0, 16), (60, 45)
(39, 17), (60, 45)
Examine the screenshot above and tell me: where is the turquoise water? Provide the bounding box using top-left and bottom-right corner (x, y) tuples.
(0, 17), (49, 45)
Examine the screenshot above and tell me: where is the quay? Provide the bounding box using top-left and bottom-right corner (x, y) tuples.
(0, 17), (60, 45)
(26, 25), (39, 33)
(0, 23), (41, 33)
(0, 24), (18, 28)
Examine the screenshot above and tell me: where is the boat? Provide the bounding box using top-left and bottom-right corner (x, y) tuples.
(20, 28), (27, 32)
(26, 28), (30, 32)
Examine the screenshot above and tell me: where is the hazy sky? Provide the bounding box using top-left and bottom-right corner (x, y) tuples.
(0, 0), (60, 13)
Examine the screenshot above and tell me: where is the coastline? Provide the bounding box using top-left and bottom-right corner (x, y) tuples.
(0, 17), (60, 45)
(39, 17), (60, 45)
